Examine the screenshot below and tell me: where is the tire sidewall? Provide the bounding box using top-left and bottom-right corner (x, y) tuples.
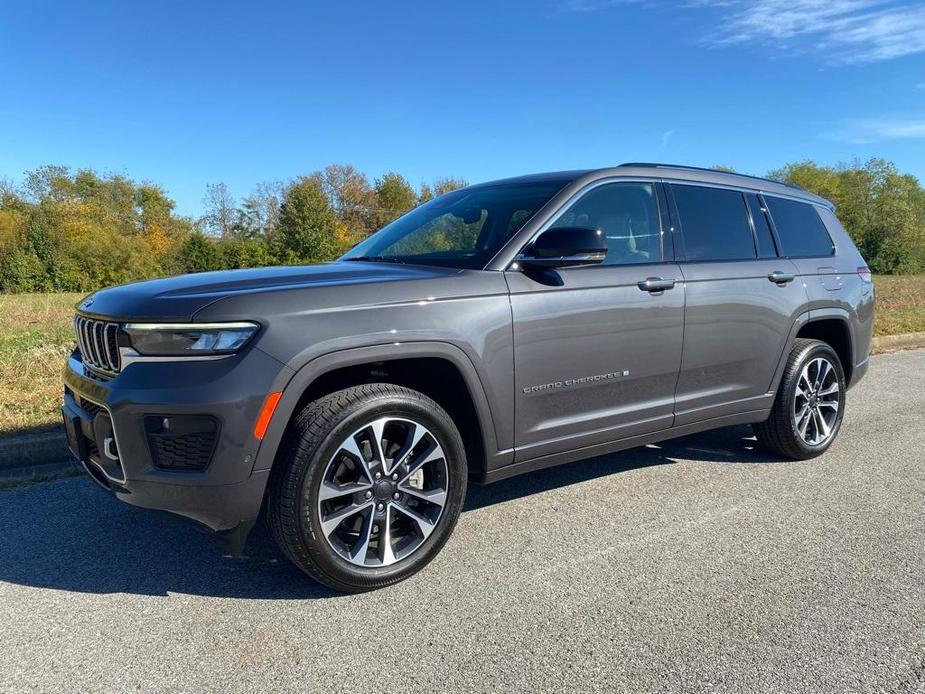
(295, 391), (467, 589)
(783, 342), (846, 456)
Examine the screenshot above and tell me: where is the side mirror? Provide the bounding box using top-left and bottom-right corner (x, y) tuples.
(518, 227), (607, 269)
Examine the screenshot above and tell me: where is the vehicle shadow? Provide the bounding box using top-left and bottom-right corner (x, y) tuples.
(464, 424), (785, 511)
(0, 425), (790, 600)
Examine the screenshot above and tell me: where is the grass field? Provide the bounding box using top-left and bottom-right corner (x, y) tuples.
(0, 293), (82, 435)
(869, 275), (925, 336)
(1, 277), (923, 436)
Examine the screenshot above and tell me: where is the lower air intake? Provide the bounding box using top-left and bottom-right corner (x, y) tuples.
(145, 415), (218, 472)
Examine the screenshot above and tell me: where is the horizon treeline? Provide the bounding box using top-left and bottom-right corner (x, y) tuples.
(0, 158), (923, 293)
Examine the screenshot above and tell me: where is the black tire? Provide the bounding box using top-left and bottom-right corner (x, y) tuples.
(753, 338), (846, 460)
(267, 383), (467, 592)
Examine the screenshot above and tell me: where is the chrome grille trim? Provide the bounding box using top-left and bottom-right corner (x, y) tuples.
(92, 322), (103, 367)
(74, 316), (121, 374)
(105, 323), (119, 371)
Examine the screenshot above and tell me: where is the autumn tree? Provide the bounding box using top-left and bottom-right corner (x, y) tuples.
(771, 158), (925, 274)
(3, 158), (921, 294)
(418, 176), (468, 204)
(201, 182), (236, 238)
(237, 181), (283, 240)
(276, 177), (346, 263)
(314, 164), (376, 241)
(373, 172), (417, 228)
(180, 231), (225, 273)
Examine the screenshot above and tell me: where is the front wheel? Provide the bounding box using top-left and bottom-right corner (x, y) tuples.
(754, 338), (846, 460)
(267, 383), (467, 592)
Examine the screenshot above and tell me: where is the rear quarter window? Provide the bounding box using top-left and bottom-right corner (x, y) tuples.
(765, 196), (835, 258)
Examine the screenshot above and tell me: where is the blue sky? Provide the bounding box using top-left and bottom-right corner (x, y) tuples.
(1, 0), (923, 216)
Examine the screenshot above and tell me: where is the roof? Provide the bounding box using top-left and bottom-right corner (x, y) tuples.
(471, 163), (834, 209)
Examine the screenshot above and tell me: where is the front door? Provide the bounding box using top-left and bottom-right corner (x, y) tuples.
(506, 181), (685, 462)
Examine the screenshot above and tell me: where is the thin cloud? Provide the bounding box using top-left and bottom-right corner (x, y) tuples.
(826, 117), (925, 144)
(661, 129), (675, 147)
(704, 0), (925, 64)
(563, 0), (925, 64)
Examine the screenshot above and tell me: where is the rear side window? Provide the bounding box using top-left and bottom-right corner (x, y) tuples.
(746, 194), (777, 258)
(765, 196), (834, 257)
(671, 184), (755, 261)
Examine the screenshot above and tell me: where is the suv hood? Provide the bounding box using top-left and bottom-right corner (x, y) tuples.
(78, 262), (462, 321)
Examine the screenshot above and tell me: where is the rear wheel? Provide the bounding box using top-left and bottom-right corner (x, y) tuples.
(754, 338), (846, 459)
(267, 383), (467, 592)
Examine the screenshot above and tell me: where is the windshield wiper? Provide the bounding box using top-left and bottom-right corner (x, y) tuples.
(342, 256), (407, 265)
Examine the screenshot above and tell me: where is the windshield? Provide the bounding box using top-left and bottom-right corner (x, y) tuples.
(340, 179), (571, 269)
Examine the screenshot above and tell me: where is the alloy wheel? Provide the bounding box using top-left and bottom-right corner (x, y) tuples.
(316, 417), (449, 567)
(793, 357), (840, 446)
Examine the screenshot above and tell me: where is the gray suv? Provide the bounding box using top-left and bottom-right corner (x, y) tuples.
(62, 163), (875, 591)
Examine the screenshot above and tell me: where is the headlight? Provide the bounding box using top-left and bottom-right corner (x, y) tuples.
(122, 322), (260, 357)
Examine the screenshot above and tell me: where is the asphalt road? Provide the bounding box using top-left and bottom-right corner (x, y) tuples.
(1, 349), (923, 694)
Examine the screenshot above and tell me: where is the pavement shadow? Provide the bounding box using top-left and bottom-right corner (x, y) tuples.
(0, 479), (334, 599)
(465, 424), (790, 510)
(0, 425), (789, 600)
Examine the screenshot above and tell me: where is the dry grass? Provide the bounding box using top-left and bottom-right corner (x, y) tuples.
(0, 279), (922, 435)
(0, 293), (82, 435)
(872, 275), (925, 337)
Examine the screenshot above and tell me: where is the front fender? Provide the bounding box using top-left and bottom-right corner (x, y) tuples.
(250, 341), (512, 476)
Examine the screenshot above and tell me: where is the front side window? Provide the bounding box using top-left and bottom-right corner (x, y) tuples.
(548, 182), (661, 265)
(765, 196), (835, 258)
(672, 184), (756, 262)
(340, 180), (571, 269)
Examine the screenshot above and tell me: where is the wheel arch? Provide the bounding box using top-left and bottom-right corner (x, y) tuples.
(252, 342), (507, 479)
(768, 308), (856, 395)
(795, 311), (854, 386)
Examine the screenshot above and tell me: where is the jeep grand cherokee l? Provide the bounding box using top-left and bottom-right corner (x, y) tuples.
(62, 163), (874, 592)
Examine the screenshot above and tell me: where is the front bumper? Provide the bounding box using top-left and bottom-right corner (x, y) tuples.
(62, 345), (290, 534)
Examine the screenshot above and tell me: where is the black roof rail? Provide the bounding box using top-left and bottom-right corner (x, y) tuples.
(617, 162), (806, 192)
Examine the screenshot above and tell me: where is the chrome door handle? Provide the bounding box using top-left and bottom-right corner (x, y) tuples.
(768, 271), (795, 284)
(637, 277), (676, 293)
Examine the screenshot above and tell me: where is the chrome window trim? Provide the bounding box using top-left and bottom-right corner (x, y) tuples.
(665, 177), (834, 211)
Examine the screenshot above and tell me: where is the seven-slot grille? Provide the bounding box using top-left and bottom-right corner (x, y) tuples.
(74, 316), (121, 373)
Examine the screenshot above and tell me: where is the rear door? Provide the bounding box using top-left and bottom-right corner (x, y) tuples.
(506, 180), (684, 462)
(667, 183), (807, 425)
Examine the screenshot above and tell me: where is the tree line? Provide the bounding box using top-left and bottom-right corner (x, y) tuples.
(0, 158), (922, 293)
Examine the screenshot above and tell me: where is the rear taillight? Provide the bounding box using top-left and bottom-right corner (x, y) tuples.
(857, 267), (872, 283)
